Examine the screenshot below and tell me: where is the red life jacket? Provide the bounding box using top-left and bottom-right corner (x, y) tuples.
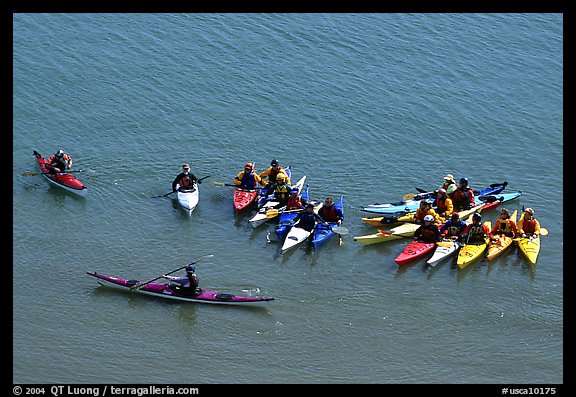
(287, 195), (302, 210)
(319, 205), (338, 222)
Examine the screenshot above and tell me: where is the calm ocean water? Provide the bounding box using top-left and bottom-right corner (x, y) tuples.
(13, 13), (563, 384)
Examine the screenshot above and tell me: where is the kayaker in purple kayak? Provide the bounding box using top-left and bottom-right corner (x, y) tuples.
(161, 264), (200, 295)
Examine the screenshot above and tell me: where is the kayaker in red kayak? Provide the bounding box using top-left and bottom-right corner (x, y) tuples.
(46, 149), (73, 173)
(233, 162), (262, 189)
(517, 208), (541, 238)
(413, 215), (441, 242)
(491, 208), (518, 238)
(451, 177), (476, 210)
(318, 197), (343, 226)
(462, 213), (491, 243)
(172, 163), (200, 192)
(161, 264), (200, 295)
(440, 212), (467, 241)
(433, 188), (454, 218)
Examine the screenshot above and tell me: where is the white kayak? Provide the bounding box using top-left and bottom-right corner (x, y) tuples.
(281, 226), (312, 253)
(176, 185), (199, 215)
(249, 175), (306, 228)
(426, 240), (461, 267)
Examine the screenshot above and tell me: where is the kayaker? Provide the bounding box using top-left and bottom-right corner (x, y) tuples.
(318, 197), (343, 225)
(413, 214), (441, 242)
(233, 162), (262, 190)
(172, 163), (200, 192)
(415, 200), (439, 224)
(269, 173), (292, 208)
(440, 174), (457, 195)
(46, 149), (73, 173)
(433, 188), (454, 218)
(290, 203), (328, 232)
(259, 159), (291, 187)
(450, 177), (476, 211)
(517, 207), (541, 238)
(462, 213), (491, 243)
(161, 265), (200, 295)
(287, 187), (305, 210)
(491, 208), (518, 237)
(440, 212), (467, 241)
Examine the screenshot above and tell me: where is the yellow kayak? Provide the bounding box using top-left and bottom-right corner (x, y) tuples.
(354, 223), (420, 245)
(517, 235), (541, 265)
(457, 221), (491, 269)
(486, 210), (517, 261)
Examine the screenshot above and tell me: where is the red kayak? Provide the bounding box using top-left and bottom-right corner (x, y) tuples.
(395, 240), (436, 266)
(234, 187), (258, 212)
(34, 150), (87, 197)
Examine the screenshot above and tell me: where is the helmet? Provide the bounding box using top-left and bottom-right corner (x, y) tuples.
(290, 187), (299, 194)
(55, 149), (64, 158)
(244, 162), (253, 171)
(270, 159), (279, 166)
(459, 177), (468, 185)
(424, 215), (434, 222)
(185, 265), (196, 274)
(472, 213), (482, 222)
(525, 208), (534, 215)
(276, 173), (286, 182)
(438, 188), (446, 194)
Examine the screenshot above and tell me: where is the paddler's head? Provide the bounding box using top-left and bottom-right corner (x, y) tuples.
(305, 203), (315, 212)
(424, 214), (434, 224)
(276, 173), (287, 185)
(500, 208), (510, 219)
(524, 208), (534, 218)
(182, 163), (190, 174)
(55, 149), (64, 159)
(451, 212), (459, 221)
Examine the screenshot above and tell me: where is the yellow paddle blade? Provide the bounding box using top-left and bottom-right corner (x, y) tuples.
(403, 193), (415, 200)
(266, 209), (280, 218)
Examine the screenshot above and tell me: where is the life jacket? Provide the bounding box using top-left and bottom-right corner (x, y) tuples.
(435, 196), (453, 215)
(444, 220), (465, 237)
(239, 171), (257, 189)
(179, 174), (194, 190)
(296, 211), (318, 232)
(273, 184), (290, 202)
(287, 194), (302, 210)
(416, 207), (437, 222)
(319, 205), (339, 222)
(467, 223), (487, 242)
(493, 218), (515, 235)
(519, 218), (538, 234)
(451, 187), (475, 209)
(419, 225), (439, 242)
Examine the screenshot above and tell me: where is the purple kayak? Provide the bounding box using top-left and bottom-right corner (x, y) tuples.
(87, 272), (274, 306)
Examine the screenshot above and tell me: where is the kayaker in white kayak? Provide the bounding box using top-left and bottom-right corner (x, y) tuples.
(290, 203), (329, 232)
(450, 177), (476, 211)
(517, 208), (541, 238)
(413, 215), (441, 242)
(439, 212), (467, 241)
(46, 149), (73, 174)
(172, 163), (200, 192)
(233, 162), (262, 189)
(161, 265), (200, 295)
(318, 197), (343, 226)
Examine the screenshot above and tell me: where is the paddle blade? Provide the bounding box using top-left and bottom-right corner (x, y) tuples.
(540, 228), (548, 236)
(331, 226), (349, 235)
(266, 209), (280, 218)
(377, 229), (394, 235)
(403, 193), (416, 200)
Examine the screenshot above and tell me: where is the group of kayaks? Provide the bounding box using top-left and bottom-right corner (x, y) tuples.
(32, 150), (544, 306)
(354, 182), (543, 269)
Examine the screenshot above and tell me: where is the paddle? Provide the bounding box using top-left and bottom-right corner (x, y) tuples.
(514, 228), (548, 240)
(266, 208), (303, 218)
(330, 225), (348, 235)
(22, 169), (87, 176)
(152, 176), (210, 198)
(130, 254), (214, 291)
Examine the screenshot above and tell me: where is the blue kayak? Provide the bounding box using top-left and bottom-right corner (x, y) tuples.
(312, 195), (344, 249)
(275, 184), (309, 240)
(361, 182), (507, 215)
